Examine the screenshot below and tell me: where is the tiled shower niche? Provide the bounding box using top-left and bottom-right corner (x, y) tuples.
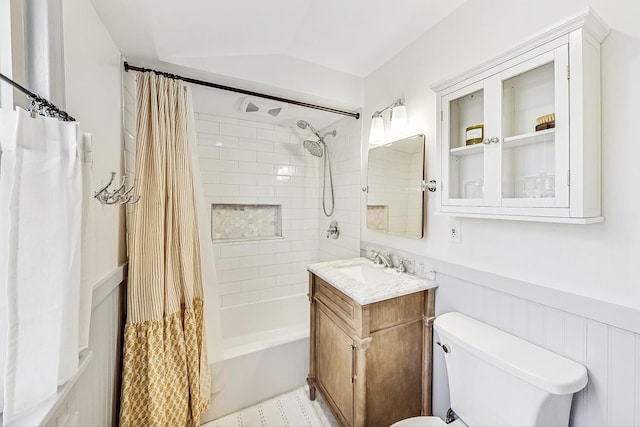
(366, 205), (389, 232)
(211, 204), (283, 242)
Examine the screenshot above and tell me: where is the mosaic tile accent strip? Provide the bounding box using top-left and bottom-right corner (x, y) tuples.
(366, 205), (389, 232)
(212, 204), (282, 241)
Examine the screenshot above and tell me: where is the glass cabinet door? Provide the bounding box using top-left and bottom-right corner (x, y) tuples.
(441, 44), (569, 211)
(441, 80), (487, 206)
(499, 45), (569, 208)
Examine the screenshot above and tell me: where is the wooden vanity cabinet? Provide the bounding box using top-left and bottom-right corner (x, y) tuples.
(307, 273), (435, 427)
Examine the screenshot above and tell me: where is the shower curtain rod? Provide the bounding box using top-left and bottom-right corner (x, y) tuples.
(0, 71), (76, 121)
(123, 62), (360, 120)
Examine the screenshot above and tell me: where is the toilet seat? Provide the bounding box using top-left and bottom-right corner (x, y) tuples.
(390, 416), (467, 427)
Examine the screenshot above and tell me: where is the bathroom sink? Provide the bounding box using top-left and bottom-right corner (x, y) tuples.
(307, 257), (437, 305)
(334, 263), (399, 284)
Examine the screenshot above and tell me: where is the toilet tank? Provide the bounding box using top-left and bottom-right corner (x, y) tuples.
(434, 312), (588, 427)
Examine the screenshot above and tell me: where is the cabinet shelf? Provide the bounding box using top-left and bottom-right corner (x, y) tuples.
(450, 143), (484, 157)
(503, 128), (555, 149)
(450, 129), (556, 157)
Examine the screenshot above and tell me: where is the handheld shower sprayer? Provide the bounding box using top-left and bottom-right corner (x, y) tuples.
(297, 120), (321, 138)
(297, 120), (337, 140)
(297, 119), (336, 217)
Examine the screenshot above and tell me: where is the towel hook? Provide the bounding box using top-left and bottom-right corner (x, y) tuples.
(94, 172), (140, 205)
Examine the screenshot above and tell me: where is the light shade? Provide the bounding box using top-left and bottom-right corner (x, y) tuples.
(369, 115), (386, 145)
(389, 104), (408, 136)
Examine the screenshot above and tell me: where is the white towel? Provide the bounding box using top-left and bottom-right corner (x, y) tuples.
(0, 108), (81, 424)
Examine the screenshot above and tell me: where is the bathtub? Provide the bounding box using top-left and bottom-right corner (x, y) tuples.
(200, 293), (310, 422)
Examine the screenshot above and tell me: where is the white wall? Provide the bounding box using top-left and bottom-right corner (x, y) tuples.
(38, 1), (126, 425)
(63, 0), (126, 284)
(362, 0), (640, 309)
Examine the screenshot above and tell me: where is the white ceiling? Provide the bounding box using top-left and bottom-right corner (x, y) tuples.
(90, 0), (465, 127)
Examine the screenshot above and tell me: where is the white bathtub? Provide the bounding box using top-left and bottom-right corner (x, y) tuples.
(200, 293), (310, 422)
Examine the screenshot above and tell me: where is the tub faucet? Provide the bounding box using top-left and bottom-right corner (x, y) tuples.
(370, 250), (392, 268)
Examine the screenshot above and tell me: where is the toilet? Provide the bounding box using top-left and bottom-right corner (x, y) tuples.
(392, 312), (588, 427)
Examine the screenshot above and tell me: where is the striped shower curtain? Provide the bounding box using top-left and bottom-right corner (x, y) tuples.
(119, 73), (210, 426)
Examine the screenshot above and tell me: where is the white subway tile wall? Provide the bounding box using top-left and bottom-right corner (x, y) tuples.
(318, 115), (362, 262)
(122, 80), (361, 308)
(196, 113), (328, 307)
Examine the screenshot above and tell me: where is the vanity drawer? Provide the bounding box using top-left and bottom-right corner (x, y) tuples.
(313, 276), (358, 331)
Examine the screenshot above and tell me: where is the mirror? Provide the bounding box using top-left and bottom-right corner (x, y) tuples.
(366, 134), (425, 239)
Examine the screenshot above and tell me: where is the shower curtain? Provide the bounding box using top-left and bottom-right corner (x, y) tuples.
(0, 108), (83, 425)
(119, 73), (211, 426)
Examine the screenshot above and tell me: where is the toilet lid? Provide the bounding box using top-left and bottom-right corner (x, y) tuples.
(390, 416), (446, 427)
(390, 416), (467, 427)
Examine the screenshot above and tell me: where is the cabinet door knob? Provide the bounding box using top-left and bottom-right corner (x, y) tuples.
(482, 138), (491, 144)
(490, 136), (501, 143)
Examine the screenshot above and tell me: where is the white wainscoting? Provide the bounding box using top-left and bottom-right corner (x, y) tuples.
(361, 242), (640, 427)
(434, 272), (640, 427)
(44, 266), (126, 426)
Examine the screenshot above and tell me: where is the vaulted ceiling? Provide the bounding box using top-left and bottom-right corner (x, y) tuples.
(90, 0), (465, 125)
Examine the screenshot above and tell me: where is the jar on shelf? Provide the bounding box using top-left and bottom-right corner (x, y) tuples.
(535, 113), (555, 131)
(465, 124), (484, 145)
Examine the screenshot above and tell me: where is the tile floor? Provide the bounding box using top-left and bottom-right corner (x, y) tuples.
(203, 386), (338, 427)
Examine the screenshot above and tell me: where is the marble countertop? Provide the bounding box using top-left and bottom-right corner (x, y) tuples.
(307, 257), (438, 305)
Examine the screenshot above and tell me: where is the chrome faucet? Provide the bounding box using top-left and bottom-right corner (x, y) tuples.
(370, 250), (392, 268)
(396, 258), (410, 273)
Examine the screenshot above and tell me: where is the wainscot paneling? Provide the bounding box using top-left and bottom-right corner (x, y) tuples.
(44, 266), (126, 426)
(433, 272), (640, 427)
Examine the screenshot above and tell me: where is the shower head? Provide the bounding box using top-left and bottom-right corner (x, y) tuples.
(303, 140), (324, 157)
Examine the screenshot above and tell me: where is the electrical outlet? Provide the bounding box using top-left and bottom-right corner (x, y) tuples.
(449, 218), (461, 243)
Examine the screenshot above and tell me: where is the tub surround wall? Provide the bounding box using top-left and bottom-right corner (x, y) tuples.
(318, 114), (362, 262)
(192, 111), (322, 307)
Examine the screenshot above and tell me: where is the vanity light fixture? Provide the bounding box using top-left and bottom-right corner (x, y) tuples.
(368, 98), (408, 145)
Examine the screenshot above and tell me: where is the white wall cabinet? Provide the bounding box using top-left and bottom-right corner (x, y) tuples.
(432, 10), (609, 223)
